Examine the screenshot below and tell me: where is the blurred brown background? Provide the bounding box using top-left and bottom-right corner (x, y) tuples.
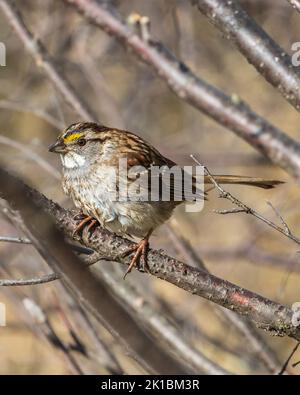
(0, 0), (300, 374)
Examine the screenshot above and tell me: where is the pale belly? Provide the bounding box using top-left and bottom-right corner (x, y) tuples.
(62, 169), (174, 238)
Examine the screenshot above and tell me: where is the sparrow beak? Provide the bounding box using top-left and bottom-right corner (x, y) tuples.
(48, 140), (66, 154)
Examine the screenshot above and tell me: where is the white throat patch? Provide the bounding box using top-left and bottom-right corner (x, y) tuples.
(61, 152), (86, 169)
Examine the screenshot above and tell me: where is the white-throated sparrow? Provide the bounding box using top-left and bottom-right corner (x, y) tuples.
(49, 122), (282, 276)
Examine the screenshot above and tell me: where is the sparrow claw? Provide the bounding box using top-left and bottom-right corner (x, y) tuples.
(82, 219), (98, 244)
(73, 215), (99, 240)
(73, 212), (86, 221)
(122, 237), (150, 279)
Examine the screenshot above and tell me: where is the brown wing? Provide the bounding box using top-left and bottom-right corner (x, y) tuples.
(122, 144), (205, 203)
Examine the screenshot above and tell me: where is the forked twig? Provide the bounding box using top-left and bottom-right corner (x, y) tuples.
(191, 155), (300, 246)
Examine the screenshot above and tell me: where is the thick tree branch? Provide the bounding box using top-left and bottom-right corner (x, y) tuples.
(0, 169), (299, 342)
(62, 0), (300, 180)
(193, 0), (300, 111)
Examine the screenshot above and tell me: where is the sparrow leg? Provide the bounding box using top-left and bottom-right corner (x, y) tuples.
(122, 231), (152, 279)
(85, 219), (98, 234)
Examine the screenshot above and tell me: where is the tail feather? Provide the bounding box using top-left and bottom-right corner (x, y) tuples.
(204, 175), (284, 189)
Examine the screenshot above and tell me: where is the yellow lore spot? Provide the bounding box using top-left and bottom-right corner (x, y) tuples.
(64, 133), (83, 143)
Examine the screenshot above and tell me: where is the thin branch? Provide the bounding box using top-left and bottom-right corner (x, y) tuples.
(267, 201), (292, 236)
(278, 341), (300, 375)
(193, 0), (300, 110)
(191, 155), (300, 246)
(0, 0), (97, 121)
(0, 233), (93, 255)
(0, 273), (58, 286)
(0, 235), (31, 244)
(63, 0), (300, 181)
(1, 169), (299, 343)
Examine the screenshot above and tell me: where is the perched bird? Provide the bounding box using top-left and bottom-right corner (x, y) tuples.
(49, 122), (282, 277)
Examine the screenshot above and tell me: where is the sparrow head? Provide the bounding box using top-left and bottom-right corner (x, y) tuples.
(48, 122), (110, 154)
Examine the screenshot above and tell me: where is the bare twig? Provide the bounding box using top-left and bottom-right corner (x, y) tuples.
(63, 0), (300, 181)
(191, 155), (300, 246)
(278, 341), (300, 375)
(0, 233), (93, 255)
(193, 0), (300, 111)
(0, 235), (31, 244)
(267, 201), (292, 236)
(0, 273), (58, 286)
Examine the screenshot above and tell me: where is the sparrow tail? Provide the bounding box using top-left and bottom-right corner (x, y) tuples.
(204, 175), (283, 189)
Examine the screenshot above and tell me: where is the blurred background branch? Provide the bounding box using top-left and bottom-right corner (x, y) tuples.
(193, 0), (300, 111)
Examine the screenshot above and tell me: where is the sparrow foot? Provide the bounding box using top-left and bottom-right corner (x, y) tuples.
(73, 212), (86, 221)
(73, 215), (98, 239)
(82, 219), (99, 245)
(122, 231), (152, 279)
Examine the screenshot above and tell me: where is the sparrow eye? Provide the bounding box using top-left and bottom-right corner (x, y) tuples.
(77, 138), (86, 146)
